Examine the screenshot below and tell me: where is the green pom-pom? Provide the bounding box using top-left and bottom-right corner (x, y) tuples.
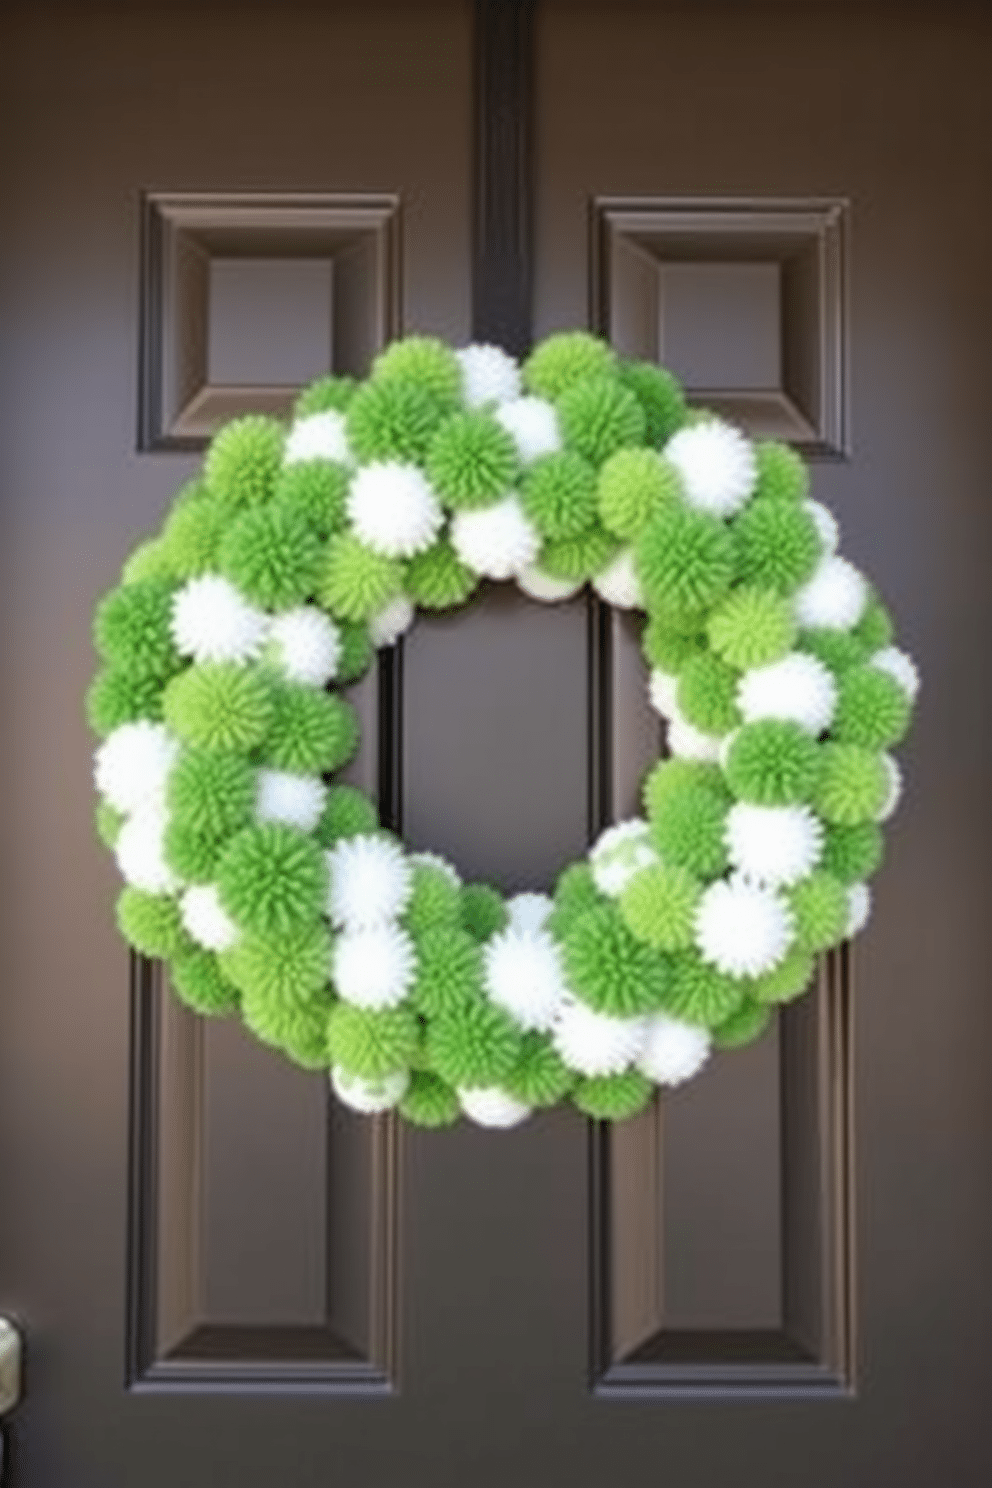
(94, 579), (180, 680)
(460, 883), (508, 940)
(318, 533), (403, 621)
(222, 920), (331, 1003)
(733, 497), (821, 595)
(116, 887), (189, 958)
(853, 594), (894, 652)
(314, 785), (378, 847)
(293, 375), (357, 418)
(648, 786), (730, 879)
(121, 539), (177, 585)
(643, 757), (728, 819)
(753, 440), (809, 503)
(562, 903), (672, 1016)
(86, 667), (164, 735)
(618, 361), (687, 445)
(372, 335), (461, 408)
(540, 523), (618, 582)
(218, 505), (323, 610)
(163, 662), (274, 752)
(163, 819), (222, 883)
(400, 1071), (460, 1127)
(677, 653), (742, 735)
(504, 1032), (574, 1107)
(263, 683), (358, 773)
(597, 448), (680, 540)
(404, 539), (478, 609)
(426, 995), (522, 1088)
(204, 415), (284, 511)
(820, 820), (884, 884)
(619, 864), (701, 952)
(216, 823), (328, 935)
(665, 950), (746, 1026)
(521, 450), (598, 540)
(712, 999), (771, 1050)
(95, 800), (125, 849)
(403, 864), (462, 937)
(346, 378), (446, 464)
(556, 377), (646, 466)
(336, 621), (374, 682)
(547, 861), (602, 937)
(328, 1002), (420, 1079)
(411, 926), (483, 1017)
(573, 1070), (653, 1121)
(749, 946), (816, 1005)
(272, 459), (349, 539)
(240, 982), (333, 1067)
(641, 616), (705, 672)
(788, 870), (849, 952)
(724, 720), (821, 805)
(798, 627), (866, 677)
(524, 331), (617, 400)
(167, 746), (255, 840)
(636, 505), (735, 621)
(160, 498), (226, 578)
(707, 588), (796, 669)
(171, 950), (239, 1015)
(812, 744), (887, 824)
(833, 665), (911, 749)
(426, 411), (519, 510)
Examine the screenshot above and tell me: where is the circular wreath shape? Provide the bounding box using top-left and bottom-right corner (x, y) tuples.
(89, 332), (919, 1129)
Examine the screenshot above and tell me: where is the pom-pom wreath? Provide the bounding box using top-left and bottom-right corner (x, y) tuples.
(91, 333), (917, 1126)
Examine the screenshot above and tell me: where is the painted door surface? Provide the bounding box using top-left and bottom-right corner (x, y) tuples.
(1, 2), (990, 1484)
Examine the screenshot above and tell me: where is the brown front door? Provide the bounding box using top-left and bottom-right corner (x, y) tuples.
(1, 2), (989, 1484)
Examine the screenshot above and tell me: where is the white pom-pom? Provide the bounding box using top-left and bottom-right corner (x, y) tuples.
(738, 652), (838, 734)
(870, 646), (920, 703)
(267, 607), (341, 686)
(589, 820), (659, 896)
(484, 927), (566, 1032)
(695, 878), (795, 977)
(285, 411), (349, 465)
(725, 803), (824, 887)
(115, 808), (180, 894)
(180, 884), (239, 952)
(451, 497), (540, 579)
(255, 769), (327, 833)
(876, 753), (903, 822)
(456, 344), (522, 408)
(331, 1066), (409, 1114)
(171, 575), (268, 664)
(846, 882), (871, 937)
(494, 396), (562, 464)
(666, 714), (723, 763)
(368, 595), (415, 647)
(804, 500), (839, 554)
(552, 995), (646, 1077)
(408, 851), (461, 887)
(458, 1087), (532, 1129)
(638, 1013), (711, 1087)
(592, 548), (644, 609)
(648, 669), (680, 719)
(516, 566), (583, 603)
(326, 833), (412, 930)
(506, 892), (554, 933)
(663, 420), (756, 517)
(793, 556), (868, 631)
(94, 721), (178, 814)
(333, 923), (415, 1010)
(346, 461), (443, 558)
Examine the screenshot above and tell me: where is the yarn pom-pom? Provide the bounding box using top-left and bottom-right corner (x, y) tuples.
(368, 595), (415, 648)
(333, 923), (416, 1010)
(204, 414), (284, 511)
(573, 1070), (653, 1121)
(218, 505), (323, 610)
(539, 523), (618, 583)
(402, 859), (462, 937)
(171, 949), (240, 1016)
(95, 578), (181, 680)
(95, 720), (179, 814)
(315, 785), (379, 848)
(293, 375), (357, 419)
(649, 786), (730, 880)
(426, 410), (520, 510)
(504, 1032), (574, 1107)
(160, 498), (226, 579)
(636, 504), (735, 621)
(459, 1086), (532, 1129)
(749, 944), (816, 1005)
(666, 714), (725, 764)
(346, 461), (443, 558)
(520, 450), (598, 539)
(552, 994), (646, 1077)
(217, 822), (327, 936)
(411, 926), (483, 1017)
(451, 496), (541, 578)
(505, 892), (553, 933)
(273, 458), (349, 538)
(284, 410), (350, 466)
(793, 556), (868, 631)
(638, 1013), (711, 1087)
(695, 877), (795, 977)
(494, 396), (562, 464)
(427, 997), (522, 1088)
(400, 1071), (461, 1128)
(345, 377), (446, 465)
(597, 447), (680, 540)
(328, 1002), (420, 1080)
(725, 802), (824, 887)
(712, 999), (771, 1050)
(589, 819), (659, 896)
(516, 565), (583, 603)
(556, 376), (646, 466)
(456, 343), (521, 408)
(846, 882), (872, 937)
(833, 664), (912, 749)
(737, 651), (837, 735)
(707, 587), (796, 671)
(643, 757), (728, 820)
(332, 1067), (409, 1114)
(484, 926), (567, 1032)
(678, 653), (742, 736)
(116, 886), (188, 959)
(813, 744), (888, 824)
(406, 539), (479, 609)
(255, 769), (327, 833)
(180, 884), (240, 952)
(562, 903), (672, 1016)
(523, 331), (617, 400)
(788, 870), (849, 952)
(804, 500), (839, 554)
(664, 950), (745, 1026)
(326, 832), (412, 930)
(267, 607), (341, 687)
(853, 594), (895, 652)
(263, 684), (358, 774)
(877, 753), (903, 822)
(592, 547), (644, 609)
(869, 645), (920, 703)
(734, 497), (822, 595)
(461, 883), (509, 941)
(753, 440), (809, 503)
(170, 575), (268, 665)
(619, 864), (701, 951)
(335, 621), (373, 682)
(618, 361), (687, 446)
(820, 819), (884, 884)
(648, 669), (680, 720)
(115, 808), (180, 895)
(663, 419), (756, 517)
(372, 334), (462, 407)
(724, 719), (821, 805)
